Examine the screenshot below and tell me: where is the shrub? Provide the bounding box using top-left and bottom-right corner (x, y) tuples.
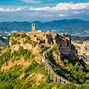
(11, 40), (20, 45)
(24, 51), (31, 60)
(25, 60), (38, 74)
(52, 44), (59, 54)
(19, 47), (31, 60)
(26, 35), (30, 40)
(12, 47), (31, 61)
(13, 33), (20, 37)
(30, 53), (35, 59)
(40, 45), (50, 53)
(11, 40), (17, 45)
(45, 49), (52, 58)
(20, 33), (26, 38)
(30, 40), (37, 47)
(23, 39), (28, 44)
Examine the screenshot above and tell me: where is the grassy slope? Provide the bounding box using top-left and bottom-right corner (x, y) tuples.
(0, 49), (88, 89)
(0, 62), (63, 89)
(0, 62), (78, 89)
(0, 46), (76, 89)
(0, 33), (89, 89)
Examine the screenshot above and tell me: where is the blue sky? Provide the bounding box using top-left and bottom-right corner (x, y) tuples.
(0, 0), (89, 22)
(0, 0), (89, 7)
(0, 0), (89, 6)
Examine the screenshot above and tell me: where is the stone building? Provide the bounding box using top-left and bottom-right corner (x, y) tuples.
(29, 23), (72, 55)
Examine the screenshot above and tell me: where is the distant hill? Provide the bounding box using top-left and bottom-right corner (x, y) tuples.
(0, 36), (9, 52)
(0, 19), (89, 35)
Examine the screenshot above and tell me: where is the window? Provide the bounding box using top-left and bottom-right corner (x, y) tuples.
(34, 35), (36, 37)
(60, 44), (62, 47)
(67, 40), (69, 47)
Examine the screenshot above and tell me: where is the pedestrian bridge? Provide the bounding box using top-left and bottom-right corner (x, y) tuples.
(42, 47), (70, 84)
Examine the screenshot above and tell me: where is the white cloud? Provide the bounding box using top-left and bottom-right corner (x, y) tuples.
(28, 2), (89, 20)
(21, 0), (42, 4)
(52, 2), (89, 10)
(29, 6), (50, 10)
(0, 7), (22, 12)
(58, 14), (67, 17)
(0, 2), (89, 22)
(1, 3), (89, 13)
(29, 2), (89, 11)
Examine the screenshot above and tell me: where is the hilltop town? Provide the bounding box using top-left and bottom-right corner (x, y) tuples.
(10, 23), (77, 55)
(0, 23), (89, 89)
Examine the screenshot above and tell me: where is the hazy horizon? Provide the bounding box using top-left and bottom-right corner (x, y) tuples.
(0, 18), (89, 23)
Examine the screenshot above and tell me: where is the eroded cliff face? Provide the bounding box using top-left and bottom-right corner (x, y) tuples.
(72, 41), (89, 64)
(1, 29), (78, 72)
(10, 31), (72, 53)
(1, 31), (62, 71)
(8, 31), (73, 69)
(0, 33), (41, 71)
(9, 33), (32, 53)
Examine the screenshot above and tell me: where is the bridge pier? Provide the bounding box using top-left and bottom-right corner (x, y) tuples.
(57, 78), (61, 82)
(44, 62), (47, 70)
(48, 68), (50, 75)
(49, 72), (53, 79)
(53, 75), (57, 82)
(61, 80), (65, 84)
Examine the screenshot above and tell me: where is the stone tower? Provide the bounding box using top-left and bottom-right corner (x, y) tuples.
(32, 23), (36, 32)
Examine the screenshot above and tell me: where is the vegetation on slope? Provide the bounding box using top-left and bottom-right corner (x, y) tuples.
(0, 43), (76, 89)
(0, 59), (77, 89)
(0, 47), (11, 66)
(45, 44), (88, 86)
(0, 33), (89, 89)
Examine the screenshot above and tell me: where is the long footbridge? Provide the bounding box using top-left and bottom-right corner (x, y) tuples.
(42, 46), (79, 87)
(42, 47), (70, 84)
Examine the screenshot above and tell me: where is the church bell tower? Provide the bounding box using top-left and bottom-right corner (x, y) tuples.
(32, 23), (36, 32)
